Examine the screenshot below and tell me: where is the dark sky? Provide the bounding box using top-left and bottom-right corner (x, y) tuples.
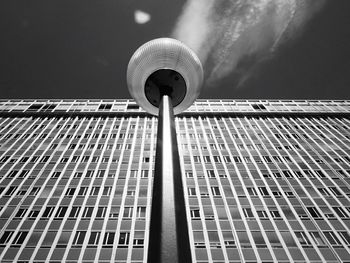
(0, 0), (349, 100)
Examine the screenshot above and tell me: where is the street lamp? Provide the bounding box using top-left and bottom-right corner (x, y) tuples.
(127, 38), (203, 263)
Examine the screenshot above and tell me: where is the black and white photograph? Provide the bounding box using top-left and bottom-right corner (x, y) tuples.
(0, 1), (349, 262)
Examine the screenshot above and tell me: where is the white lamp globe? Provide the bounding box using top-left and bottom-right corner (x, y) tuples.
(127, 38), (203, 115)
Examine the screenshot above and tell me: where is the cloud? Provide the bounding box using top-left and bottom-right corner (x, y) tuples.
(134, 10), (151, 25)
(172, 0), (326, 88)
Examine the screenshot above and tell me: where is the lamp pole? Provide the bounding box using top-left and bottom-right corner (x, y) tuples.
(126, 38), (203, 263)
(147, 94), (192, 263)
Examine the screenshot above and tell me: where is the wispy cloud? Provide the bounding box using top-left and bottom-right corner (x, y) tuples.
(172, 0), (326, 88)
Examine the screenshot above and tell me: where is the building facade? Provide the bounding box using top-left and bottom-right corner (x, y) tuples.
(0, 99), (349, 263)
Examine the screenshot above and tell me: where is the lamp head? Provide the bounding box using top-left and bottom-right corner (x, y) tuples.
(127, 38), (203, 115)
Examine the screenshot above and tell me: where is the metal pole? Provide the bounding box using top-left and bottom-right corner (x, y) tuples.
(147, 95), (192, 263)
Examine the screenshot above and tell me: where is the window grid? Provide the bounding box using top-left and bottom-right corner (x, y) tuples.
(0, 100), (349, 262)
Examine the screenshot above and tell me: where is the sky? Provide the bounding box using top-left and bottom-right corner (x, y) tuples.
(0, 0), (349, 100)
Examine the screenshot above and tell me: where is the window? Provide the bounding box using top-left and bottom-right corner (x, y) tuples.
(283, 156), (292, 163)
(303, 170), (314, 178)
(258, 187), (269, 196)
(90, 187), (100, 196)
(107, 171), (116, 178)
(78, 187), (88, 196)
(74, 172), (82, 178)
(124, 144), (131, 150)
(28, 210), (40, 218)
(82, 207), (94, 218)
(188, 188), (196, 196)
(185, 171), (193, 178)
(19, 156), (29, 163)
(17, 190), (26, 196)
(126, 104), (139, 110)
(270, 210), (281, 218)
(315, 170), (325, 178)
(68, 144), (76, 149)
(329, 187), (342, 196)
(318, 188), (330, 196)
(118, 232), (129, 247)
(133, 232), (144, 247)
(294, 171), (304, 178)
(40, 156), (50, 162)
(272, 172), (281, 178)
(109, 207), (119, 218)
(307, 207), (321, 218)
(222, 231), (235, 247)
(0, 231), (14, 244)
(55, 207), (68, 218)
(52, 171), (61, 178)
(233, 156), (242, 163)
(193, 156), (201, 163)
(209, 143), (217, 149)
(295, 232), (312, 246)
(65, 188), (75, 196)
(15, 208), (28, 218)
(5, 186), (17, 196)
(82, 156), (89, 162)
(103, 232), (115, 246)
(7, 170), (18, 178)
(127, 190), (135, 196)
(285, 191), (294, 197)
(116, 144), (122, 149)
(69, 207), (81, 218)
(272, 156), (282, 163)
(123, 207), (133, 218)
(211, 187), (221, 196)
(323, 232), (342, 245)
(333, 207), (349, 218)
(12, 231), (28, 245)
(97, 170), (105, 177)
(60, 157), (69, 163)
(106, 144), (114, 149)
(91, 157), (99, 162)
(243, 208), (254, 218)
(243, 156), (252, 163)
(73, 231), (86, 245)
(88, 232), (101, 246)
(223, 156), (231, 163)
(309, 232), (326, 246)
(50, 144), (58, 149)
(263, 173), (272, 179)
(85, 170), (94, 178)
(136, 207), (146, 218)
(213, 156), (221, 163)
(102, 186), (112, 196)
(275, 133), (283, 139)
(129, 170), (138, 178)
(247, 187), (257, 196)
(257, 210), (268, 218)
(190, 209), (200, 219)
(338, 232), (350, 245)
(207, 170), (215, 178)
(282, 170), (293, 178)
(28, 104), (43, 110)
(140, 170), (148, 178)
(96, 207), (107, 218)
(29, 187), (40, 196)
(18, 170), (29, 178)
(37, 207), (52, 218)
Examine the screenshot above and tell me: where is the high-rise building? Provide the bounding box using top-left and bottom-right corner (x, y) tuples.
(0, 99), (349, 263)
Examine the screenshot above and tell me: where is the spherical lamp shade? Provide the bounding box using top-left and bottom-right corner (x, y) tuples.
(127, 38), (203, 115)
